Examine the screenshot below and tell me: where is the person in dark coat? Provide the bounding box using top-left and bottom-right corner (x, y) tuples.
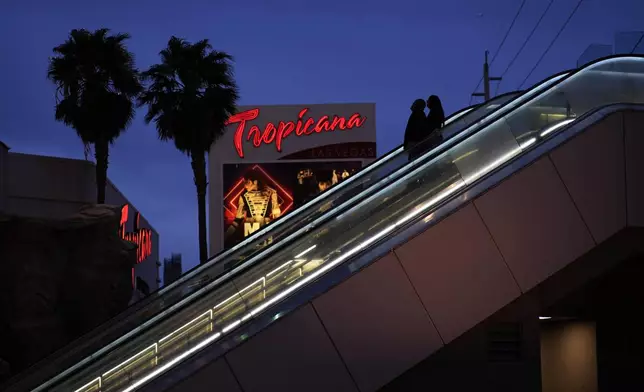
(404, 99), (428, 161)
(415, 94), (446, 161)
(423, 94), (446, 152)
(427, 95), (446, 135)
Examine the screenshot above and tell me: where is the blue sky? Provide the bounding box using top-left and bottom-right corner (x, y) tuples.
(0, 0), (642, 277)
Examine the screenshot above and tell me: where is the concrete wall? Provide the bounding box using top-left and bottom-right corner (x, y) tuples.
(541, 321), (598, 392)
(0, 141), (9, 212)
(156, 110), (644, 392)
(593, 258), (644, 391)
(1, 152), (160, 291)
(4, 152), (95, 218)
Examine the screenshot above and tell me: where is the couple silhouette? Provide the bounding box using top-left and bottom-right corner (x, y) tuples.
(404, 95), (445, 162)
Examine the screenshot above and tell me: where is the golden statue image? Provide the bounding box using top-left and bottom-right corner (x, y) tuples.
(226, 170), (282, 241)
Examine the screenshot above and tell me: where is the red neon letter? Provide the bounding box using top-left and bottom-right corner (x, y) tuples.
(275, 122), (295, 152)
(314, 116), (330, 133)
(330, 116), (347, 130)
(227, 109), (260, 158)
(295, 109), (309, 136)
(347, 113), (367, 128)
(120, 204), (129, 238)
(121, 205), (129, 226)
(248, 125), (262, 147)
(262, 123), (277, 144)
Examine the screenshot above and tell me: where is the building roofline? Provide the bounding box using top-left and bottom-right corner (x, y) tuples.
(8, 151), (92, 165)
(7, 151), (158, 234)
(0, 141), (9, 151)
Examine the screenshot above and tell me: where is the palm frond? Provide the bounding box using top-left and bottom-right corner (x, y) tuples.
(139, 36), (239, 156)
(48, 28), (141, 143)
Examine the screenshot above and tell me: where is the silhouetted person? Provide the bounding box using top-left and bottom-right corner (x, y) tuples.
(420, 94), (450, 179)
(404, 99), (428, 161)
(409, 94), (446, 165)
(425, 94), (445, 147)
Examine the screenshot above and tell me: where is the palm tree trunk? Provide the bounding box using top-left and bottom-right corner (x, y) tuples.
(94, 138), (109, 204)
(191, 151), (209, 263)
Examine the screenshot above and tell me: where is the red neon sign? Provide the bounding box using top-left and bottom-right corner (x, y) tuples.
(120, 204), (153, 264)
(223, 164), (294, 224)
(226, 108), (368, 158)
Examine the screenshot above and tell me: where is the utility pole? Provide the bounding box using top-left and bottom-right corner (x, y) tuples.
(472, 50), (502, 101)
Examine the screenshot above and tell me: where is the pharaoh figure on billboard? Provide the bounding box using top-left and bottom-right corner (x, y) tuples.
(225, 170), (281, 244)
(222, 161), (362, 250)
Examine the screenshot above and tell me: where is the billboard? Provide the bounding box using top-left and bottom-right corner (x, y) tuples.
(222, 160), (362, 249)
(209, 103), (376, 256)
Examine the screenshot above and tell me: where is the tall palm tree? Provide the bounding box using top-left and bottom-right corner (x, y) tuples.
(48, 28), (142, 203)
(139, 37), (239, 263)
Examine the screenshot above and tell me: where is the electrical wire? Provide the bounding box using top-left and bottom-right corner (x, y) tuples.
(630, 32), (644, 54)
(518, 0), (586, 89)
(494, 0), (555, 96)
(469, 0), (527, 104)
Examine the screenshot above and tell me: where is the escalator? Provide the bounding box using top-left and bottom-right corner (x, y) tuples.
(2, 80), (539, 392)
(11, 55), (644, 392)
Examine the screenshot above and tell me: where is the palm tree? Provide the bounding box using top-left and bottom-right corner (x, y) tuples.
(139, 37), (239, 263)
(48, 28), (142, 203)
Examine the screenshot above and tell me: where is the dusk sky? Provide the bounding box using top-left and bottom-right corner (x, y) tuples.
(1, 0), (642, 277)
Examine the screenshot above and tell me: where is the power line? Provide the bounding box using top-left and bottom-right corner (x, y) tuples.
(469, 0), (527, 104)
(495, 0), (555, 96)
(518, 0), (586, 89)
(630, 32), (644, 54)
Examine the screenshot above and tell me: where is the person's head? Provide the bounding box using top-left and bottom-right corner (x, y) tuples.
(427, 95), (443, 112)
(316, 168), (335, 192)
(318, 181), (330, 192)
(243, 171), (262, 191)
(411, 98), (426, 112)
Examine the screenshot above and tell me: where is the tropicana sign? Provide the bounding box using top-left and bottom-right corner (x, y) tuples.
(226, 107), (368, 158)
